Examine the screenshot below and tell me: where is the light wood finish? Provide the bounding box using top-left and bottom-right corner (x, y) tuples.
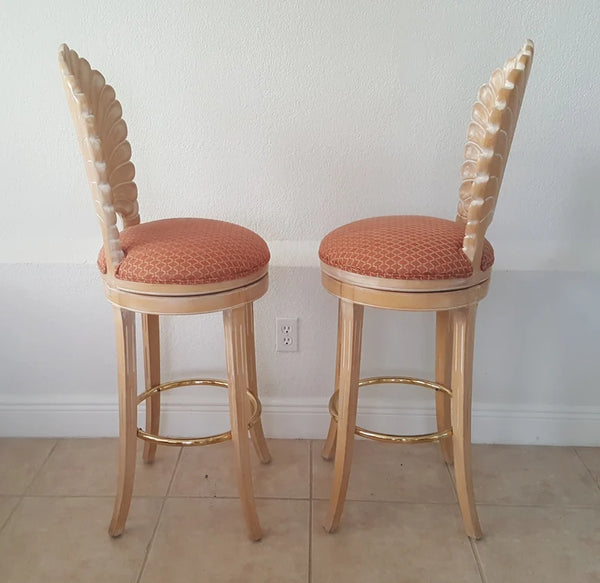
(103, 275), (268, 316)
(322, 272), (490, 312)
(321, 300), (345, 460)
(142, 314), (160, 464)
(435, 311), (454, 464)
(58, 46), (139, 275)
(451, 305), (482, 539)
(323, 300), (364, 533)
(108, 307), (138, 537)
(244, 303), (272, 464)
(458, 41), (534, 271)
(321, 262), (490, 293)
(59, 44), (270, 541)
(224, 307), (263, 541)
(102, 265), (268, 297)
(320, 41), (533, 539)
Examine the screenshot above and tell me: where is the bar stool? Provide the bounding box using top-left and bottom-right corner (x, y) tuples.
(59, 44), (271, 541)
(319, 40), (534, 538)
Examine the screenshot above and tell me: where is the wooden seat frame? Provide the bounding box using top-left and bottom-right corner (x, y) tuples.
(59, 44), (271, 541)
(320, 41), (534, 539)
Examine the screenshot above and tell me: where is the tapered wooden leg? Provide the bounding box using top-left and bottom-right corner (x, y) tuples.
(244, 303), (271, 464)
(142, 314), (160, 463)
(322, 300), (345, 460)
(435, 310), (454, 464)
(109, 307), (138, 537)
(323, 300), (364, 533)
(224, 306), (262, 541)
(451, 305), (482, 539)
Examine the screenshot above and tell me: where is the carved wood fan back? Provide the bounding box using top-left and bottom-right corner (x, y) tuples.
(457, 40), (534, 268)
(59, 44), (140, 274)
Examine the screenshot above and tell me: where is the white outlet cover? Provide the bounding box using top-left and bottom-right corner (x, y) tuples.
(276, 317), (298, 352)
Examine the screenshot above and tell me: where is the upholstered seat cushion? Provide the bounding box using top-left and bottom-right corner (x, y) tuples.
(98, 218), (270, 285)
(319, 216), (494, 281)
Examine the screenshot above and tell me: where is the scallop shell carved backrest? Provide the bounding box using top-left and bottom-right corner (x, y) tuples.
(457, 40), (534, 268)
(58, 44), (140, 274)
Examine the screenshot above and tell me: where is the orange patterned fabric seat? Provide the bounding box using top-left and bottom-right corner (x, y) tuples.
(98, 218), (270, 285)
(319, 215), (494, 281)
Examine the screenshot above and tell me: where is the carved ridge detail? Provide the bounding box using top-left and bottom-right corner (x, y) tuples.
(59, 44), (140, 274)
(457, 40), (534, 267)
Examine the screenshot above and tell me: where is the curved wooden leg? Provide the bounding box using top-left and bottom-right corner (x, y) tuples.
(451, 305), (482, 539)
(323, 300), (364, 533)
(244, 303), (271, 464)
(435, 310), (454, 464)
(142, 314), (160, 464)
(224, 306), (262, 541)
(109, 307), (138, 537)
(322, 300), (344, 461)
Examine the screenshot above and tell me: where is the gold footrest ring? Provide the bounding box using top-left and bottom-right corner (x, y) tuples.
(358, 376), (452, 397)
(136, 378), (262, 447)
(328, 376), (452, 444)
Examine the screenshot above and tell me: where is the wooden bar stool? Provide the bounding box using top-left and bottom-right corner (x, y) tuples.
(59, 44), (271, 541)
(319, 41), (534, 538)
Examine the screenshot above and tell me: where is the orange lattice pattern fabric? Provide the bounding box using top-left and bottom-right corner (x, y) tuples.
(319, 216), (493, 280)
(98, 218), (270, 285)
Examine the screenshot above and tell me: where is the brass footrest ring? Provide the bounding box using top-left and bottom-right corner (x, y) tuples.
(328, 376), (452, 444)
(358, 376), (452, 396)
(136, 378), (261, 447)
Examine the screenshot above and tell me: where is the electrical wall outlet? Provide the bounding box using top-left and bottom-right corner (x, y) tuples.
(276, 317), (298, 352)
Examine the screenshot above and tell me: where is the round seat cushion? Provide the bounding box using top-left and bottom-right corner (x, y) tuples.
(98, 218), (270, 285)
(319, 215), (494, 281)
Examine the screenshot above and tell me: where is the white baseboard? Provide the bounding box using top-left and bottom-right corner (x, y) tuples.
(1, 397), (600, 445)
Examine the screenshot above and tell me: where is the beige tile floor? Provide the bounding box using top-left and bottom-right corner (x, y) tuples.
(0, 438), (599, 582)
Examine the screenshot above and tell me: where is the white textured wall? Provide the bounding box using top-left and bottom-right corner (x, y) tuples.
(1, 1), (599, 443)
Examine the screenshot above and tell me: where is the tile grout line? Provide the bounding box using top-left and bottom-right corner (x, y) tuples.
(469, 538), (488, 583)
(311, 497), (464, 506)
(442, 452), (599, 508)
(445, 456), (487, 583)
(23, 439), (59, 495)
(135, 446), (184, 583)
(444, 459), (459, 500)
(165, 446), (184, 498)
(473, 501), (600, 509)
(0, 496), (22, 535)
(0, 439), (59, 536)
(308, 441), (313, 583)
(573, 446), (600, 493)
(8, 492), (600, 510)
